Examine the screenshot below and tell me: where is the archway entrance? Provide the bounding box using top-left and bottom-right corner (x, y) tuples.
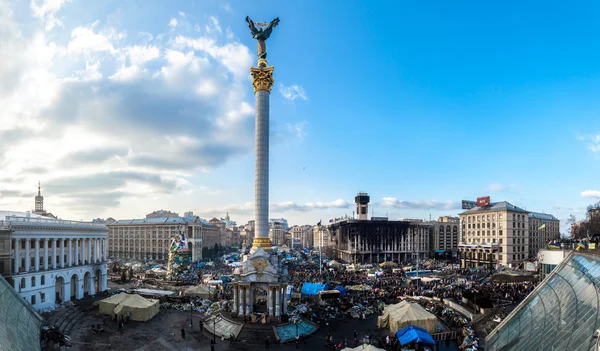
(253, 287), (268, 313)
(55, 276), (65, 303)
(70, 274), (78, 300)
(83, 272), (92, 296)
(188, 242), (194, 261)
(95, 269), (102, 293)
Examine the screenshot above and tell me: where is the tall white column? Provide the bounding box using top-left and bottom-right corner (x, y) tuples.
(233, 285), (238, 313)
(275, 288), (281, 317)
(75, 239), (79, 265)
(250, 64), (274, 251)
(104, 238), (108, 261)
(95, 238), (99, 263)
(14, 238), (20, 274)
(68, 239), (72, 267)
(34, 239), (40, 272)
(246, 287), (252, 315)
(52, 239), (57, 269)
(43, 239), (48, 270)
(25, 239), (30, 272)
(268, 288), (274, 316)
(60, 239), (65, 268)
(88, 239), (92, 265)
(81, 239), (85, 264)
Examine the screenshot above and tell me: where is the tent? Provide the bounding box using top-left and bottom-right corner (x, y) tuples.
(396, 325), (436, 346)
(333, 285), (347, 297)
(341, 345), (385, 351)
(301, 283), (327, 296)
(183, 285), (212, 299)
(379, 261), (398, 268)
(99, 293), (160, 322)
(377, 301), (438, 334)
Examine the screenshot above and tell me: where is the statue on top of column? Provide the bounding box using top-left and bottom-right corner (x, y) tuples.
(245, 16), (280, 60)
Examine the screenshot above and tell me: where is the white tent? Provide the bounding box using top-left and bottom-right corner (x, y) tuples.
(183, 285), (212, 299)
(377, 300), (438, 334)
(99, 293), (160, 322)
(342, 345), (385, 351)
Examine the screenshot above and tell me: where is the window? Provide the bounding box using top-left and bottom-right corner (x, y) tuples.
(31, 277), (35, 287)
(41, 275), (45, 285)
(41, 293), (45, 302)
(20, 279), (25, 289)
(31, 295), (36, 305)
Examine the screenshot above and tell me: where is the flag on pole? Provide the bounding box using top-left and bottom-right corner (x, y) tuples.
(317, 220), (322, 226)
(538, 222), (546, 230)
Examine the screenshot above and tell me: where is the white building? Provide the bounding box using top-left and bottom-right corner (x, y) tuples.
(0, 211), (108, 311)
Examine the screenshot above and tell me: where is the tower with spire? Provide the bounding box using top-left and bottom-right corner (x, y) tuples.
(34, 181), (44, 213)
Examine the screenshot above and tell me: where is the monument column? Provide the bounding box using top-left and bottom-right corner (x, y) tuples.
(275, 286), (281, 317)
(233, 285), (239, 313)
(250, 60), (275, 252)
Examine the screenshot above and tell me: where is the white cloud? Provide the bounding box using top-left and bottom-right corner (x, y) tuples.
(579, 134), (600, 153)
(287, 121), (308, 141)
(487, 183), (515, 192)
(581, 190), (600, 198)
(209, 16), (222, 34)
(31, 0), (70, 31)
(178, 12), (186, 18)
(197, 199), (351, 216)
(382, 197), (460, 210)
(0, 6), (257, 218)
(279, 83), (307, 101)
(169, 18), (178, 29)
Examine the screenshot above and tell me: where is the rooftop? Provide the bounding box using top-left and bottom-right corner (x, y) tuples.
(0, 210), (107, 230)
(528, 212), (559, 221)
(110, 217), (215, 226)
(458, 201), (528, 215)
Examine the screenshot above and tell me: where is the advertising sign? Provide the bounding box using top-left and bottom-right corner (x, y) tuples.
(477, 196), (491, 207)
(462, 200), (477, 210)
(525, 262), (536, 272)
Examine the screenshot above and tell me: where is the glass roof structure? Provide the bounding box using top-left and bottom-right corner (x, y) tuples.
(486, 252), (600, 351)
(0, 274), (43, 351)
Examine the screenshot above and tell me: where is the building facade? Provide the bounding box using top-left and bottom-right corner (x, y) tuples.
(528, 212), (560, 258)
(459, 201), (529, 269)
(107, 216), (219, 262)
(146, 210), (179, 218)
(269, 222), (286, 246)
(434, 216), (459, 258)
(0, 212), (108, 311)
(328, 219), (431, 263)
(313, 225), (330, 248)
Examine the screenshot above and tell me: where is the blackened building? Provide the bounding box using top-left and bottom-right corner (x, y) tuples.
(328, 219), (431, 263)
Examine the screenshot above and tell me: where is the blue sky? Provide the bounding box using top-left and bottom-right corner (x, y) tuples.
(1, 0), (600, 233)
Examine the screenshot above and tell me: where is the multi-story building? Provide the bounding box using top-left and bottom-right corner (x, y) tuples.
(107, 215), (218, 261)
(289, 225), (302, 249)
(269, 222), (286, 246)
(434, 216), (459, 258)
(269, 218), (289, 230)
(313, 225), (330, 248)
(528, 212), (560, 258)
(328, 218), (431, 263)
(0, 211), (108, 311)
(301, 225), (314, 249)
(459, 200), (529, 269)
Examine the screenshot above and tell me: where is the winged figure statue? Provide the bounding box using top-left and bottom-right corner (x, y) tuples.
(246, 16), (280, 60)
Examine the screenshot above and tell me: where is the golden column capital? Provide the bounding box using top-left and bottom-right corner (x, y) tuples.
(250, 66), (275, 93)
(252, 237), (272, 250)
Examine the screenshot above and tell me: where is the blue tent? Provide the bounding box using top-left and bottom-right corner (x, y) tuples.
(333, 285), (347, 297)
(301, 283), (327, 296)
(396, 326), (436, 346)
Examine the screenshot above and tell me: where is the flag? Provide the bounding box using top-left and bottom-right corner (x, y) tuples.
(538, 222), (546, 230)
(317, 220), (322, 226)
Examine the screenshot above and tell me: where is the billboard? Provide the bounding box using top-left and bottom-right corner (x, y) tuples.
(462, 200), (477, 210)
(477, 196), (491, 207)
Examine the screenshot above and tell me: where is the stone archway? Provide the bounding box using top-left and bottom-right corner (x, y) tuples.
(55, 276), (65, 303)
(83, 271), (92, 296)
(70, 274), (78, 300)
(253, 287), (268, 313)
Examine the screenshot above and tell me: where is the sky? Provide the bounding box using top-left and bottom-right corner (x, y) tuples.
(1, 0), (600, 233)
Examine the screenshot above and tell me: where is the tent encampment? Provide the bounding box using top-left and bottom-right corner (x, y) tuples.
(301, 283), (327, 296)
(396, 325), (436, 346)
(99, 293), (160, 322)
(377, 301), (438, 334)
(183, 285), (212, 299)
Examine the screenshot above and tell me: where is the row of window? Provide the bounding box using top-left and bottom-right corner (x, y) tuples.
(27, 293), (45, 305)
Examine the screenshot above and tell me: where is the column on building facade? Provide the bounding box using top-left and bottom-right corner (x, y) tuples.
(233, 285), (238, 313)
(246, 287), (252, 315)
(104, 238), (108, 261)
(24, 239), (30, 272)
(282, 285), (287, 315)
(275, 287), (281, 317)
(14, 238), (20, 274)
(74, 239), (79, 265)
(34, 239), (40, 272)
(88, 239), (92, 265)
(267, 287), (273, 316)
(51, 239), (57, 269)
(82, 239), (86, 264)
(68, 239), (72, 267)
(60, 239), (65, 268)
(43, 239), (48, 270)
(240, 287), (246, 315)
(94, 238), (98, 263)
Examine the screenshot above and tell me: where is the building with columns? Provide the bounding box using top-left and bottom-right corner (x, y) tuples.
(107, 215), (219, 262)
(0, 211), (108, 311)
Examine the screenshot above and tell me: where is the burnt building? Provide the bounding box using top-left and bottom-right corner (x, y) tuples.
(328, 218), (431, 264)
